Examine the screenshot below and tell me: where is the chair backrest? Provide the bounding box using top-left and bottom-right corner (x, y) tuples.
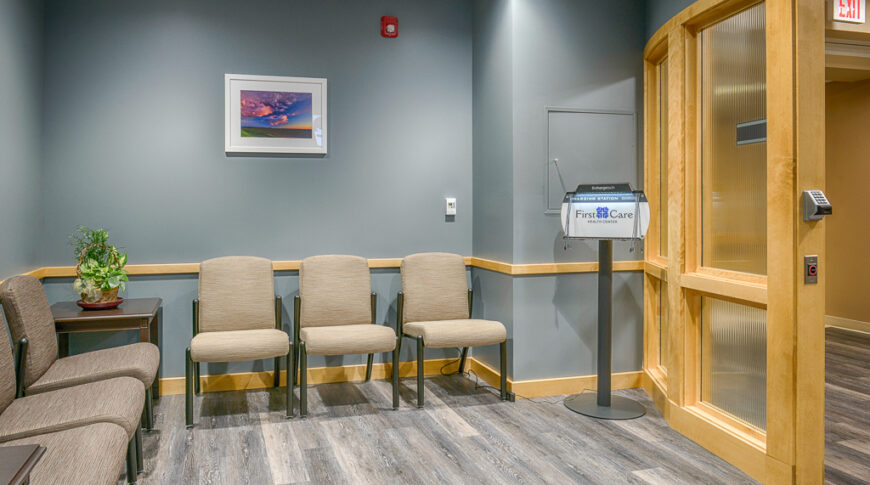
(0, 314), (16, 415)
(199, 256), (275, 332)
(401, 252), (469, 323)
(0, 275), (59, 389)
(299, 255), (371, 328)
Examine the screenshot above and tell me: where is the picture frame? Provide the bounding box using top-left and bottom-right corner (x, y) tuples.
(225, 74), (327, 154)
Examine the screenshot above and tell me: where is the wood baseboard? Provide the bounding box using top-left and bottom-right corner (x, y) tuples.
(159, 358), (464, 396)
(159, 357), (644, 399)
(466, 357), (642, 398)
(825, 315), (870, 335)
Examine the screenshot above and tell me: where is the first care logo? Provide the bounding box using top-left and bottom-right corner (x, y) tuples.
(575, 207), (635, 220)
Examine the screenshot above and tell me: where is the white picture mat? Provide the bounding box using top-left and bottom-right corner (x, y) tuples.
(225, 74), (327, 154)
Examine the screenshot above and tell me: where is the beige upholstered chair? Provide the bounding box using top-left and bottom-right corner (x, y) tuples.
(186, 256), (291, 427)
(293, 255), (399, 417)
(0, 308), (145, 482)
(0, 275), (160, 430)
(398, 252), (510, 407)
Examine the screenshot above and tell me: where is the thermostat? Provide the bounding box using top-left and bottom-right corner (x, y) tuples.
(445, 197), (457, 216)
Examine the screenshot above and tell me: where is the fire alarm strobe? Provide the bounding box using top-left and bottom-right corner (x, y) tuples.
(381, 16), (398, 38)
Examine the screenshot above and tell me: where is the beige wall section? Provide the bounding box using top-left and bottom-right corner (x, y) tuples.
(826, 79), (870, 324)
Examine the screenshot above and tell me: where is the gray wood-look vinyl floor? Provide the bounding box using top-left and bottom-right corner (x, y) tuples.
(133, 373), (756, 484)
(825, 327), (870, 484)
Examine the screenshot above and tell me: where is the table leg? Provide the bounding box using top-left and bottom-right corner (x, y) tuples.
(58, 333), (70, 358)
(150, 307), (161, 401)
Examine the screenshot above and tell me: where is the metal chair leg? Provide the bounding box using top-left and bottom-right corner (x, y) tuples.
(416, 336), (424, 408)
(135, 427), (143, 474)
(500, 341), (507, 401)
(286, 349), (294, 418)
(144, 388), (153, 431)
(185, 348), (193, 429)
(392, 337), (399, 410)
(459, 347), (469, 374)
(365, 353), (374, 382)
(126, 437), (138, 484)
(292, 341), (300, 388)
(300, 342), (308, 418)
(273, 357), (281, 388)
(194, 362), (201, 395)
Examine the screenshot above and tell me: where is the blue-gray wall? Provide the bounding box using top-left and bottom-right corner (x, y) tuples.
(39, 0), (473, 264)
(9, 0), (656, 383)
(36, 0), (474, 377)
(0, 0), (43, 280)
(646, 0), (694, 40)
(472, 0), (514, 264)
(470, 0), (647, 381)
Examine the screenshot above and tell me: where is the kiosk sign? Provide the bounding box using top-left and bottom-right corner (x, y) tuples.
(561, 184), (650, 240)
(834, 0), (865, 24)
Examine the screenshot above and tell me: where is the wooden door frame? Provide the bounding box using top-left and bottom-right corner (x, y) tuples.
(642, 0), (826, 483)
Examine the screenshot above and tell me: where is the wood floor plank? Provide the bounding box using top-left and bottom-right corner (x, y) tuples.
(134, 368), (766, 484)
(826, 327), (870, 483)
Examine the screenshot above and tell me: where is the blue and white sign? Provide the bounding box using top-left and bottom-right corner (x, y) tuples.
(561, 184), (650, 240)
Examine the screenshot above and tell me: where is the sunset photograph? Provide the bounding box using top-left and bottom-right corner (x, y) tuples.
(240, 90), (312, 138)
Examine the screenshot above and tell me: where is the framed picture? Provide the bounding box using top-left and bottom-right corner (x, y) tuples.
(225, 74), (327, 154)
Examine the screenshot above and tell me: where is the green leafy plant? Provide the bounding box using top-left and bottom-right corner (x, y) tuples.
(69, 226), (129, 296)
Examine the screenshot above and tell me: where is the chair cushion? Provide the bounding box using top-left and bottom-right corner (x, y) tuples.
(199, 256), (276, 332)
(1, 422), (128, 485)
(300, 324), (396, 356)
(401, 253), (469, 323)
(191, 328), (289, 363)
(26, 342), (159, 395)
(299, 255), (372, 327)
(0, 275), (60, 389)
(0, 377), (144, 442)
(402, 319), (506, 348)
(0, 311), (16, 415)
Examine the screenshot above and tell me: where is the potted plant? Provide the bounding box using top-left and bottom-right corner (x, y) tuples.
(69, 226), (129, 309)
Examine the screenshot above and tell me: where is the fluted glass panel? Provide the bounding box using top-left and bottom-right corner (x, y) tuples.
(701, 297), (767, 430)
(658, 279), (669, 371)
(659, 59), (669, 258)
(700, 3), (767, 275)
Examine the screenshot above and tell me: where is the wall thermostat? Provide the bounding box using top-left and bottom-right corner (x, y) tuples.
(802, 190), (832, 221)
(445, 197), (457, 216)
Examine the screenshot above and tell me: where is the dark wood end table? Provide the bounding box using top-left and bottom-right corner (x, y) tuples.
(0, 444), (46, 485)
(50, 297), (162, 401)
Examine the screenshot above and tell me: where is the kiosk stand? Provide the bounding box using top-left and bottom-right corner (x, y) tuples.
(560, 184), (650, 420)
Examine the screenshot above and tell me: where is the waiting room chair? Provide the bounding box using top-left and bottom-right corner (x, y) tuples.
(0, 310), (145, 483)
(398, 252), (509, 407)
(0, 275), (160, 430)
(293, 255), (399, 417)
(186, 256), (291, 427)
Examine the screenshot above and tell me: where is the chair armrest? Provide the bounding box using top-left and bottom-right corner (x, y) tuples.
(293, 295), (301, 343)
(396, 292), (404, 336)
(15, 338), (28, 398)
(468, 289), (473, 318)
(192, 299), (200, 337)
(275, 295), (283, 330)
(371, 292), (377, 324)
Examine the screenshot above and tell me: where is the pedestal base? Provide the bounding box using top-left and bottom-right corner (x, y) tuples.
(564, 393), (646, 420)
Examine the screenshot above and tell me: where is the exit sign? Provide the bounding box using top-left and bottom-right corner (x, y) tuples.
(834, 0), (866, 23)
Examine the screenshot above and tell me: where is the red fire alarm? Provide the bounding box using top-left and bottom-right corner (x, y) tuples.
(381, 16), (398, 38)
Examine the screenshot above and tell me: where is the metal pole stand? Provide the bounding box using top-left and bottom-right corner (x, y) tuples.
(564, 239), (646, 420)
